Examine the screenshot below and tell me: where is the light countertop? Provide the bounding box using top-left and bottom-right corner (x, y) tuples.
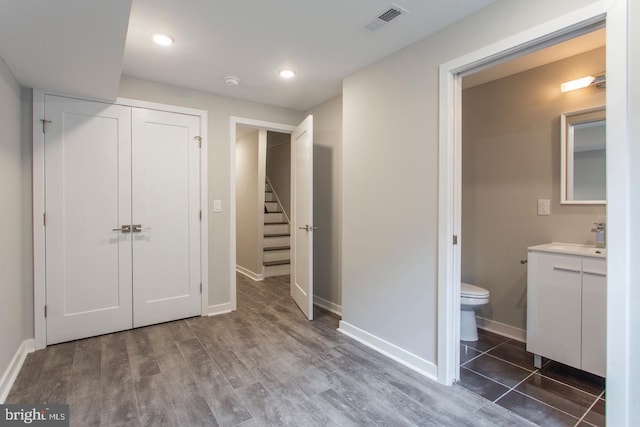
(528, 242), (606, 258)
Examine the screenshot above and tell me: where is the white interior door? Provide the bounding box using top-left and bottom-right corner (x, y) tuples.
(290, 115), (314, 319)
(45, 95), (133, 344)
(131, 108), (201, 327)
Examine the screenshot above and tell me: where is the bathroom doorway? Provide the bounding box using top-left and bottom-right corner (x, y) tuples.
(438, 13), (616, 426)
(460, 28), (606, 343)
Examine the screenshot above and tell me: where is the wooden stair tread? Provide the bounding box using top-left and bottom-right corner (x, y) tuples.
(264, 260), (290, 267)
(264, 233), (290, 238)
(263, 245), (290, 251)
(264, 222), (288, 225)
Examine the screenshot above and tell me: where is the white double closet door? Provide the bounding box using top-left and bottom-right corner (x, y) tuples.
(44, 95), (201, 345)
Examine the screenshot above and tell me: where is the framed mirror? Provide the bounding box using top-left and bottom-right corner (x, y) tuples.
(561, 106), (606, 204)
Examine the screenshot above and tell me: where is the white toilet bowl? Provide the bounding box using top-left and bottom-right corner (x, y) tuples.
(460, 282), (490, 342)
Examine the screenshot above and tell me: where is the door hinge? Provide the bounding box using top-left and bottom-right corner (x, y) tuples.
(453, 235), (458, 245)
(199, 210), (202, 221)
(200, 283), (202, 294)
(194, 136), (202, 148)
(44, 305), (47, 318)
(43, 212), (47, 226)
(41, 119), (52, 133)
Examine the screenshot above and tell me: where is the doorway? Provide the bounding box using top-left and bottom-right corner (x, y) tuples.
(230, 116), (315, 319)
(235, 126), (292, 280)
(452, 33), (610, 419)
(460, 30), (606, 337)
(438, 1), (632, 423)
(438, 17), (610, 383)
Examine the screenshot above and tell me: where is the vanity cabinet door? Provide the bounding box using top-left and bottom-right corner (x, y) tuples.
(527, 252), (582, 370)
(582, 258), (607, 377)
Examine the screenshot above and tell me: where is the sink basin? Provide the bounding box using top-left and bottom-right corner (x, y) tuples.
(528, 242), (606, 258)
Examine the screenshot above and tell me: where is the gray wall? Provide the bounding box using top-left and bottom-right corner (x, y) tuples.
(307, 96), (342, 307)
(266, 132), (291, 217)
(342, 0), (602, 363)
(462, 48), (606, 331)
(118, 76), (304, 307)
(0, 57), (33, 387)
(236, 130), (260, 274)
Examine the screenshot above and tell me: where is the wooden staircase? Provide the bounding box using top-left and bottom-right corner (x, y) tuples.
(263, 181), (290, 277)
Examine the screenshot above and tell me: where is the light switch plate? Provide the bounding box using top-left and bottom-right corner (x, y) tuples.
(537, 199), (551, 216)
(213, 199), (222, 212)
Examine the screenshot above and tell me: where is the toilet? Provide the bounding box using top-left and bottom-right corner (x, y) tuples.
(460, 282), (490, 342)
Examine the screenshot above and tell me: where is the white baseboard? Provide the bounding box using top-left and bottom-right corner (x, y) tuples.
(476, 316), (526, 342)
(313, 295), (342, 317)
(236, 265), (264, 281)
(0, 339), (35, 403)
(338, 321), (438, 381)
(208, 302), (233, 316)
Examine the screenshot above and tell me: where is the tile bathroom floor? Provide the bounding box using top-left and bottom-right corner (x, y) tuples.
(459, 330), (606, 426)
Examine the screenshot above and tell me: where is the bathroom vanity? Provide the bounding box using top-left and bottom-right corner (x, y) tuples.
(526, 243), (606, 377)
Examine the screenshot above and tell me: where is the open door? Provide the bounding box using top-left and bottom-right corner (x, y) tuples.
(290, 115), (314, 319)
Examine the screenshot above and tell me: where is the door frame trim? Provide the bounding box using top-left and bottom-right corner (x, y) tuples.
(229, 117), (295, 311)
(33, 91), (209, 350)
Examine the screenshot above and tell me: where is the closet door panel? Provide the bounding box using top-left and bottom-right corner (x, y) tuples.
(45, 95), (133, 344)
(132, 108), (201, 327)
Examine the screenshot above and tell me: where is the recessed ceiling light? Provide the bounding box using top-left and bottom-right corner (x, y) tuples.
(279, 69), (296, 79)
(152, 33), (174, 46)
(224, 76), (240, 87)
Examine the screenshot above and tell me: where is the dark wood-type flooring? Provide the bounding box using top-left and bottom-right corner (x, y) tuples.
(7, 274), (535, 426)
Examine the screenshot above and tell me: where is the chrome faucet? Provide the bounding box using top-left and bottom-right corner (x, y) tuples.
(591, 222), (606, 248)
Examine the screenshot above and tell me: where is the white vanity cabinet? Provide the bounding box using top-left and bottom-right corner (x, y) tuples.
(581, 258), (607, 376)
(526, 243), (606, 377)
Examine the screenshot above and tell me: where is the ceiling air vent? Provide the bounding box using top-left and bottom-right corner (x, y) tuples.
(361, 4), (409, 33)
(378, 7), (403, 22)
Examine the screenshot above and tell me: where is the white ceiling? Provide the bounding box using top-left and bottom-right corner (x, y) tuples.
(0, 0), (496, 111)
(123, 0), (497, 110)
(0, 0), (131, 100)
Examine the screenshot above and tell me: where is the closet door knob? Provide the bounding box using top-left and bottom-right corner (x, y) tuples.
(112, 225), (131, 233)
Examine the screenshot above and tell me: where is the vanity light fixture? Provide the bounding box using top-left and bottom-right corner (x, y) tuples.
(279, 69), (296, 79)
(152, 33), (174, 46)
(560, 73), (606, 93)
